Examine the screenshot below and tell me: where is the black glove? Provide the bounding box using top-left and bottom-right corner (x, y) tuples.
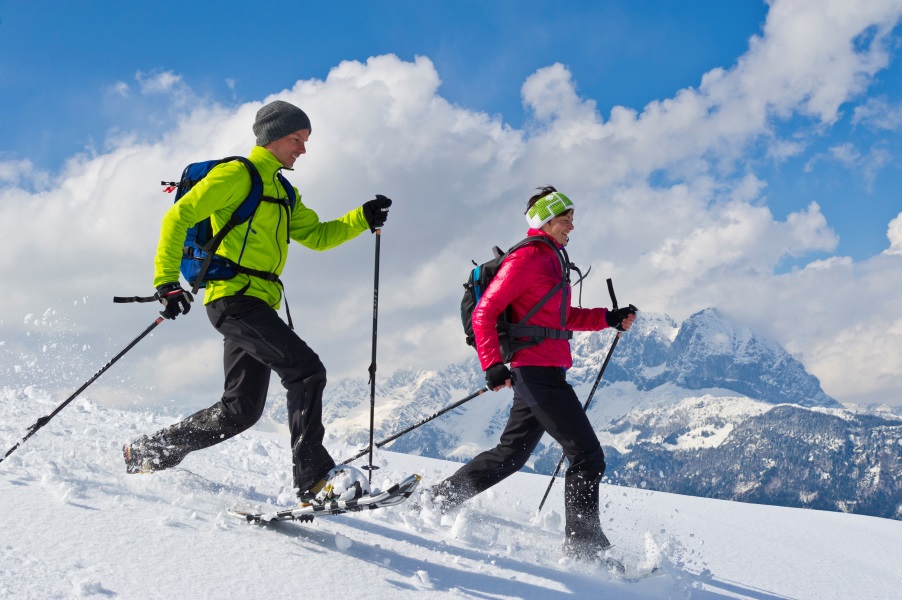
(605, 304), (638, 331)
(362, 195), (392, 232)
(155, 283), (194, 320)
(485, 362), (512, 390)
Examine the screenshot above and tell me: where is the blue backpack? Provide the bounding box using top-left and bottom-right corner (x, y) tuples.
(163, 156), (297, 293)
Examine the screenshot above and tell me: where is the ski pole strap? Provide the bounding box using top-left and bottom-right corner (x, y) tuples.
(280, 282), (293, 330)
(606, 278), (619, 311)
(571, 264), (591, 307)
(113, 295), (157, 303)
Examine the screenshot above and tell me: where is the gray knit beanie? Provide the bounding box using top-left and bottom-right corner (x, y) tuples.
(253, 100), (312, 146)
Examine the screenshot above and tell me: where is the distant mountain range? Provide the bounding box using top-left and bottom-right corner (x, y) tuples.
(592, 397), (902, 520)
(267, 308), (902, 521)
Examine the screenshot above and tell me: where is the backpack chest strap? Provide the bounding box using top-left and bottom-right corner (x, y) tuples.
(260, 195), (292, 209)
(232, 264), (280, 282)
(505, 324), (573, 340)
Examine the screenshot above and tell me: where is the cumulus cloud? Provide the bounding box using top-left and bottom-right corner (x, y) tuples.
(2, 0), (902, 407)
(887, 213), (902, 255)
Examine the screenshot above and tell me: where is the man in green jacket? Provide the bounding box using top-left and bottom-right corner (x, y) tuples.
(124, 100), (392, 502)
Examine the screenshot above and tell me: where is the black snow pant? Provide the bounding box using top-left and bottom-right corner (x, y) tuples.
(131, 295), (335, 495)
(432, 366), (609, 549)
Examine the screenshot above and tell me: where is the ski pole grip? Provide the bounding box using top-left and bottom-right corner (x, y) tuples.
(606, 278), (619, 311)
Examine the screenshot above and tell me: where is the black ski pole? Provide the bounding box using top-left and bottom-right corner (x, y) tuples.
(1, 316), (165, 465)
(340, 386), (489, 464)
(536, 278), (626, 513)
(363, 229), (382, 483)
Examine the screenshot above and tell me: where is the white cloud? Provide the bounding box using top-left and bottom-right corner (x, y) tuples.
(886, 213), (902, 255)
(109, 81), (130, 97)
(136, 70), (184, 95)
(819, 142), (892, 189)
(0, 158), (50, 190)
(3, 0), (902, 407)
(804, 256), (853, 271)
(853, 96), (902, 130)
(522, 63), (599, 125)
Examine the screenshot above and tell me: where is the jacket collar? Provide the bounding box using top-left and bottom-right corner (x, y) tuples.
(526, 227), (564, 249)
(249, 146), (287, 179)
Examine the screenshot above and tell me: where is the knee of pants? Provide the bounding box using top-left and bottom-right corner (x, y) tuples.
(500, 445), (534, 473)
(221, 398), (265, 429)
(283, 361), (327, 390)
(305, 368), (327, 387)
(298, 368), (327, 399)
(286, 369), (327, 413)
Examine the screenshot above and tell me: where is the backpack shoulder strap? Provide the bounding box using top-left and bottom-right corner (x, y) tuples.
(222, 156), (265, 225)
(509, 235), (571, 327)
(505, 236), (570, 283)
(199, 157), (264, 254)
(276, 172), (297, 211)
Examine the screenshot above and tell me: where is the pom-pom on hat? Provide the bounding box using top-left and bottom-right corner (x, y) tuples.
(253, 100), (311, 146)
(525, 191), (575, 228)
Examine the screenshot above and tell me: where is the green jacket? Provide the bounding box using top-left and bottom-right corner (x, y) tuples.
(153, 146), (369, 308)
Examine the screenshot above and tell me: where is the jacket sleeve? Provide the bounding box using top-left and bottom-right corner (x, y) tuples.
(472, 250), (535, 370)
(288, 192), (370, 251)
(152, 162), (246, 288)
(566, 306), (609, 331)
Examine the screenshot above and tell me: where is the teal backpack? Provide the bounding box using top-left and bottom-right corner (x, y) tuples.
(460, 236), (586, 362)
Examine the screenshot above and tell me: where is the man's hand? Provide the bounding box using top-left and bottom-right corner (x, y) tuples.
(362, 195), (392, 232)
(485, 363), (512, 392)
(155, 283), (194, 320)
(605, 304), (638, 331)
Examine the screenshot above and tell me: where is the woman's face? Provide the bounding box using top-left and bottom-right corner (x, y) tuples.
(541, 209), (574, 246)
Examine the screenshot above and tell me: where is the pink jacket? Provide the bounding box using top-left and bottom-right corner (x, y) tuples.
(472, 228), (610, 370)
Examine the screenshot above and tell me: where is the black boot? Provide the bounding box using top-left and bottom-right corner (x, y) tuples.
(563, 472), (610, 561)
(289, 370), (336, 497)
(124, 403), (246, 474)
(123, 437), (187, 474)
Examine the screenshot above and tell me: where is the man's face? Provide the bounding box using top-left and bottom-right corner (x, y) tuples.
(266, 129), (310, 168)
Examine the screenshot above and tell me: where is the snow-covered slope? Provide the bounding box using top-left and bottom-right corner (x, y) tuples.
(2, 388), (902, 599)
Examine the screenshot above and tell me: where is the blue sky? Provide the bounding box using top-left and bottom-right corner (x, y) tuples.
(1, 2), (768, 157)
(2, 1), (899, 262)
(2, 0), (902, 407)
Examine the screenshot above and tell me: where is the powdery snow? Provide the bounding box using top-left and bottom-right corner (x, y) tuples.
(2, 386), (902, 599)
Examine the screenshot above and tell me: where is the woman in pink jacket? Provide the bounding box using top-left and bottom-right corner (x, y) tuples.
(431, 186), (636, 562)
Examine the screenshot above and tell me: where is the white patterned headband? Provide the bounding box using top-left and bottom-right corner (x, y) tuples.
(525, 191), (575, 228)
